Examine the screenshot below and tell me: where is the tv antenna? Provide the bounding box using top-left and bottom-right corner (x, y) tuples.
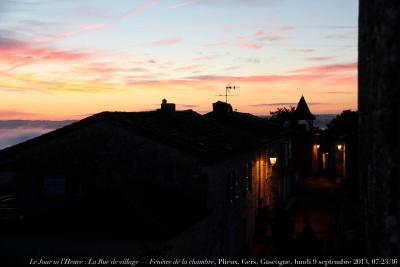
(217, 83), (239, 104)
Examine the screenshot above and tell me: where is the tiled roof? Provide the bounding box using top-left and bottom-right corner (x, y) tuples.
(0, 109), (279, 162)
(204, 109), (282, 140)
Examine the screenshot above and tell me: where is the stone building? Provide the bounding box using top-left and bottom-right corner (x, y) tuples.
(0, 100), (291, 260)
(359, 0), (400, 257)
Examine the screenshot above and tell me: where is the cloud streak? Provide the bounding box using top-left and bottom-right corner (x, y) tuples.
(33, 23), (109, 43)
(237, 37), (262, 50)
(306, 57), (335, 61)
(290, 62), (357, 74)
(0, 36), (92, 73)
(149, 37), (182, 46)
(249, 102), (322, 107)
(30, 0), (161, 44)
(254, 26), (295, 42)
(125, 0), (160, 17)
(174, 64), (203, 72)
(168, 0), (203, 10)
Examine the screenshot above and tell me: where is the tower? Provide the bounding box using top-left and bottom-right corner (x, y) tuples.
(294, 95), (315, 131)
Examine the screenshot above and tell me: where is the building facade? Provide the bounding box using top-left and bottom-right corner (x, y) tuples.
(359, 0), (400, 257)
(0, 100), (293, 259)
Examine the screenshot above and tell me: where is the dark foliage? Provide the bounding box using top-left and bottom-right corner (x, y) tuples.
(269, 106), (296, 124)
(326, 110), (358, 135)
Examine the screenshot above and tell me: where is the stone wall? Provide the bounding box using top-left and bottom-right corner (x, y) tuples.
(358, 0), (400, 256)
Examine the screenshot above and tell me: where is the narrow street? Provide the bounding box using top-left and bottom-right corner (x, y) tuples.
(248, 176), (344, 258)
(290, 176), (343, 256)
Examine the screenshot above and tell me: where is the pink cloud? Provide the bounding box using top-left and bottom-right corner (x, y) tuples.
(125, 0), (161, 17)
(31, 0), (161, 44)
(193, 54), (221, 61)
(290, 63), (357, 74)
(293, 48), (315, 53)
(33, 23), (109, 43)
(254, 26), (295, 42)
(151, 37), (182, 46)
(306, 57), (335, 61)
(127, 72), (347, 86)
(169, 0), (203, 9)
(174, 64), (203, 72)
(254, 30), (267, 37)
(237, 37), (262, 50)
(0, 45), (89, 63)
(203, 41), (230, 48)
(0, 37), (92, 73)
(76, 63), (149, 74)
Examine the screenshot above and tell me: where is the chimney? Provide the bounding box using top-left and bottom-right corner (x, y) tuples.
(160, 99), (176, 112)
(212, 101), (233, 114)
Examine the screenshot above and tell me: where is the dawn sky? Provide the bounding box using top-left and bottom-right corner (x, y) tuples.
(0, 0), (358, 119)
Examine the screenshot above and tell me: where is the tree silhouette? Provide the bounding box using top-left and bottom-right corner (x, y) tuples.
(269, 106), (296, 124)
(326, 110), (357, 135)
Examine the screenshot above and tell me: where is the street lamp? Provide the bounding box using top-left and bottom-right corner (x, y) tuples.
(269, 156), (277, 166)
(337, 144), (343, 151)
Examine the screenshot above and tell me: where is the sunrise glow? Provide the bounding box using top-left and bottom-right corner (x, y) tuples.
(0, 0), (358, 120)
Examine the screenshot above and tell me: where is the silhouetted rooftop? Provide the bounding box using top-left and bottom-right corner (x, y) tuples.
(0, 109), (279, 163)
(204, 108), (283, 140)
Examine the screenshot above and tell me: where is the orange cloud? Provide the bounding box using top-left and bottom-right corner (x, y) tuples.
(123, 71), (356, 89)
(0, 110), (35, 118)
(75, 63), (149, 75)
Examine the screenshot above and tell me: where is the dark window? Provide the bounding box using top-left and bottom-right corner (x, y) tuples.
(233, 170), (239, 200)
(242, 165), (248, 196)
(228, 171), (233, 205)
(246, 162), (253, 192)
(44, 176), (65, 196)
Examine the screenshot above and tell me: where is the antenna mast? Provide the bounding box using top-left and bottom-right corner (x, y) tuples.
(224, 83), (239, 104)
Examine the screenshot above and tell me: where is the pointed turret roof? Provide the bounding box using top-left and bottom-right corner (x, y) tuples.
(295, 95), (315, 120)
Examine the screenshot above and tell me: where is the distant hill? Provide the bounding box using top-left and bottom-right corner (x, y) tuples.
(0, 120), (76, 150)
(0, 120), (76, 129)
(314, 114), (337, 129)
(261, 114), (337, 129)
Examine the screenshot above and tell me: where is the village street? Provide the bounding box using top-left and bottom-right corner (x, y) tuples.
(290, 176), (343, 256)
(248, 176), (345, 257)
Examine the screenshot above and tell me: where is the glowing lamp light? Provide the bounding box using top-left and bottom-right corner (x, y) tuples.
(316, 145), (320, 149)
(269, 157), (277, 166)
(337, 145), (343, 151)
